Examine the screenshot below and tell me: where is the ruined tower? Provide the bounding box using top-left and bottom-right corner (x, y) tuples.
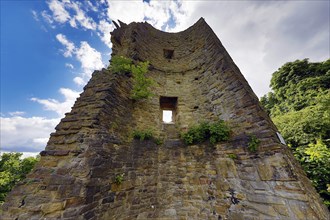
(2, 18), (329, 219)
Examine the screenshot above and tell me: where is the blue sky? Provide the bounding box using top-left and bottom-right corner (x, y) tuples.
(1, 0), (329, 157)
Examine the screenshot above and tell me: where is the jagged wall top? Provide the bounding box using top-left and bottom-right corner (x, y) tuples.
(110, 18), (231, 71)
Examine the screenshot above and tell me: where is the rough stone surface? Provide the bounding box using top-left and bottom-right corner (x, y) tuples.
(1, 18), (329, 220)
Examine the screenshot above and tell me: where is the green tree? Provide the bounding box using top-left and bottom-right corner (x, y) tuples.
(0, 153), (39, 204)
(295, 140), (330, 207)
(261, 59), (330, 116)
(260, 59), (330, 208)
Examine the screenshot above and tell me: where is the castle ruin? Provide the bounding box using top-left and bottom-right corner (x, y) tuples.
(1, 18), (329, 220)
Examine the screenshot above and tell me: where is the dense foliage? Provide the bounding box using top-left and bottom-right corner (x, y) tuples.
(182, 120), (230, 145)
(109, 55), (132, 74)
(109, 55), (155, 100)
(0, 153), (39, 204)
(260, 59), (330, 207)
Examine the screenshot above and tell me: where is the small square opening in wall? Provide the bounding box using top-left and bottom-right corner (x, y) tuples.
(160, 96), (178, 123)
(162, 110), (173, 123)
(163, 49), (174, 59)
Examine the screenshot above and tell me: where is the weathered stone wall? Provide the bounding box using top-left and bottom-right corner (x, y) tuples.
(1, 18), (329, 219)
(112, 18), (278, 143)
(1, 70), (136, 219)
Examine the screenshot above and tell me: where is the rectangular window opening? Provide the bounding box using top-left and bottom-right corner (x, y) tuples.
(160, 96), (178, 123)
(162, 110), (173, 123)
(163, 49), (174, 59)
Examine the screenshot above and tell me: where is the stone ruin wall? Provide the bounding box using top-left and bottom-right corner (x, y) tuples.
(114, 19), (279, 143)
(1, 18), (329, 220)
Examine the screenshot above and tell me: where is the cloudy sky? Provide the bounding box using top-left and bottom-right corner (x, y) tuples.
(1, 0), (329, 157)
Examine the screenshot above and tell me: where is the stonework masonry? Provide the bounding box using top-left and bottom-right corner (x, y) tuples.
(1, 18), (329, 219)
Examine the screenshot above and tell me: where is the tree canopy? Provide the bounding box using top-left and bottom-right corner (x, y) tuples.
(0, 153), (39, 204)
(260, 59), (330, 208)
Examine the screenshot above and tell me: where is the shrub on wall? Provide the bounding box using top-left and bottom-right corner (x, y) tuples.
(132, 129), (163, 145)
(182, 120), (230, 145)
(109, 55), (155, 100)
(109, 55), (132, 74)
(247, 135), (260, 152)
(132, 129), (153, 141)
(130, 61), (155, 100)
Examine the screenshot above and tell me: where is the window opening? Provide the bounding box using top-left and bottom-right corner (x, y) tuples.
(160, 96), (178, 123)
(162, 110), (173, 123)
(163, 49), (174, 59)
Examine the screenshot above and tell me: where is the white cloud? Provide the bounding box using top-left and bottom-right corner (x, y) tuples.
(97, 19), (114, 48)
(56, 33), (75, 57)
(48, 0), (70, 23)
(31, 10), (39, 21)
(56, 33), (105, 85)
(68, 1), (97, 30)
(31, 88), (80, 117)
(73, 76), (84, 85)
(65, 63), (74, 69)
(41, 10), (54, 26)
(9, 111), (25, 116)
(7, 85), (80, 155)
(46, 0), (97, 30)
(21, 152), (40, 159)
(106, 1), (145, 24)
(87, 0), (98, 12)
(106, 0), (177, 30)
(0, 116), (59, 153)
(33, 137), (49, 145)
(76, 41), (104, 74)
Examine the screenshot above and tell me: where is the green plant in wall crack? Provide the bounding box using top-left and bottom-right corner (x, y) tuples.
(130, 61), (155, 100)
(109, 55), (155, 100)
(247, 135), (260, 152)
(228, 153), (238, 160)
(132, 129), (164, 145)
(154, 138), (163, 145)
(109, 55), (132, 74)
(132, 129), (154, 141)
(114, 173), (124, 185)
(208, 120), (231, 144)
(181, 120), (230, 145)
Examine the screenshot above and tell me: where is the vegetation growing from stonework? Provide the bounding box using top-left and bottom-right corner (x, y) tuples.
(0, 153), (39, 205)
(114, 173), (124, 185)
(182, 120), (230, 145)
(109, 55), (155, 100)
(109, 55), (132, 74)
(260, 59), (330, 208)
(247, 135), (260, 152)
(132, 129), (163, 145)
(227, 153), (238, 160)
(132, 129), (153, 141)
